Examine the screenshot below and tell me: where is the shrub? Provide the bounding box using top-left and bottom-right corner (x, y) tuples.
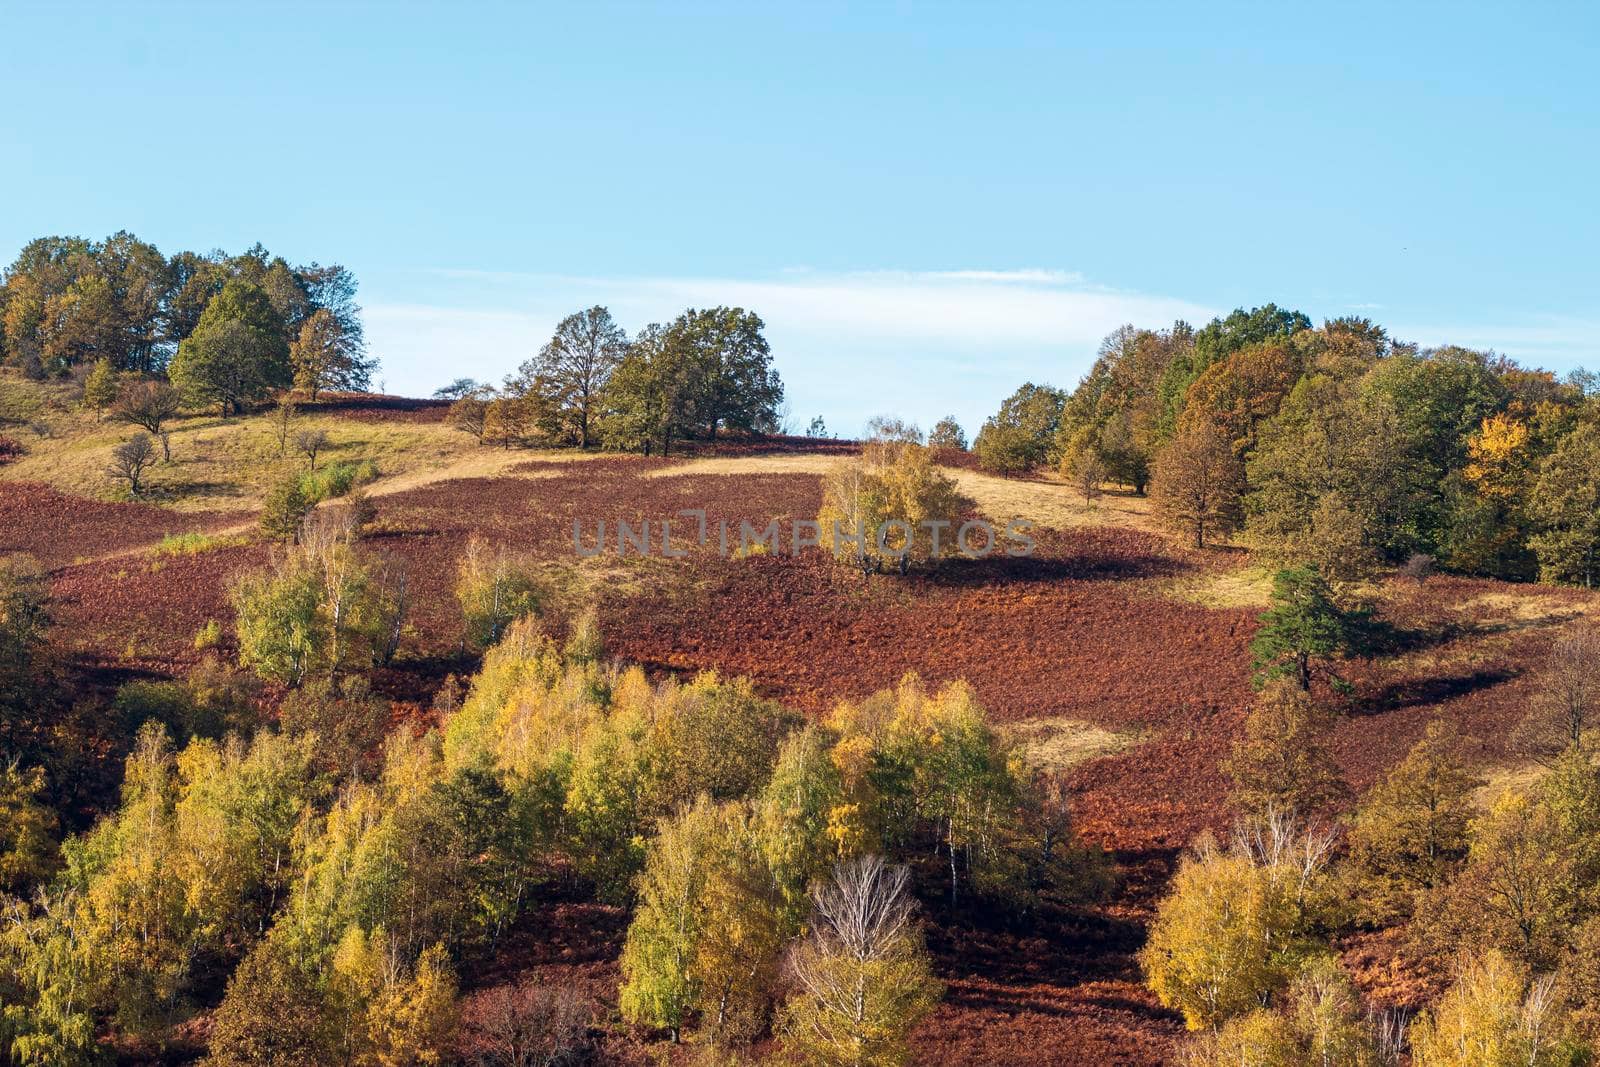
(301, 458), (378, 502)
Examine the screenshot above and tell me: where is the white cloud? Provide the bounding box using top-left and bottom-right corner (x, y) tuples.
(367, 268), (1596, 434)
(1389, 315), (1599, 370)
(367, 268), (1214, 430)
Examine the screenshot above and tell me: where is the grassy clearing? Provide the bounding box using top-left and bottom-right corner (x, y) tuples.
(150, 531), (251, 557)
(1156, 564), (1276, 610)
(1007, 716), (1147, 773)
(1474, 760), (1549, 811)
(648, 453), (1165, 534)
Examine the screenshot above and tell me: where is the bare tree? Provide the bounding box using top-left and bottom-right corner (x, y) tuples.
(1515, 625), (1600, 759)
(294, 428), (331, 470)
(783, 856), (940, 1066)
(270, 394), (298, 456)
(112, 381), (181, 460)
(458, 979), (591, 1067)
(107, 433), (156, 494)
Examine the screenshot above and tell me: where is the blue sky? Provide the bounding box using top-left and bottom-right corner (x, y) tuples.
(2, 2), (1596, 435)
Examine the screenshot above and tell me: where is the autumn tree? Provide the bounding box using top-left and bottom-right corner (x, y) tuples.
(1344, 721), (1478, 922)
(290, 305), (373, 399)
(1249, 566), (1376, 692)
(817, 441), (969, 574)
(518, 306), (628, 448)
(206, 936), (336, 1065)
(1149, 421), (1244, 547)
(113, 379), (181, 459)
(1180, 958), (1387, 1067)
(1445, 411), (1538, 579)
(1155, 304), (1310, 435)
(779, 855), (941, 1067)
(447, 389), (493, 444)
(926, 416), (966, 451)
(1140, 814), (1335, 1030)
(1408, 951), (1582, 1067)
(0, 758), (58, 892)
(1514, 626), (1600, 761)
(107, 432), (156, 494)
(1225, 682), (1347, 817)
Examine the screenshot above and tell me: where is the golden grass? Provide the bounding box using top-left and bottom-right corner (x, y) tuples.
(1157, 565), (1276, 610)
(647, 453), (1165, 534)
(1473, 760), (1549, 812)
(0, 372), (616, 513)
(643, 454), (841, 478)
(1006, 716), (1147, 773)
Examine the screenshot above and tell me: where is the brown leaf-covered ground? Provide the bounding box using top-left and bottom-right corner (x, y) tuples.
(6, 440), (1597, 1065)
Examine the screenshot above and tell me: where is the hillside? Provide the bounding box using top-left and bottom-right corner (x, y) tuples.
(4, 375), (1597, 1064)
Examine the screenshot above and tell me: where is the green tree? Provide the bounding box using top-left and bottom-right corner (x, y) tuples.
(1249, 566), (1375, 692)
(618, 796), (723, 1041)
(518, 306), (628, 448)
(1529, 422), (1600, 587)
(972, 382), (1066, 474)
(80, 358), (119, 412)
(168, 280), (290, 415)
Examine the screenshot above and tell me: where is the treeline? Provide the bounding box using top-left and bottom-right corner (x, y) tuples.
(0, 506), (1106, 1064)
(440, 305), (784, 456)
(0, 232), (373, 411)
(970, 308), (1600, 586)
